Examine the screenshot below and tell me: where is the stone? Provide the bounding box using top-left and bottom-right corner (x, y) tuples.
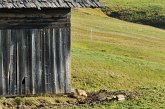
(75, 89), (88, 97)
(70, 89), (88, 98)
(116, 94), (125, 101)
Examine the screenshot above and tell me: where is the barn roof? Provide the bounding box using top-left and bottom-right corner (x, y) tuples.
(0, 0), (101, 9)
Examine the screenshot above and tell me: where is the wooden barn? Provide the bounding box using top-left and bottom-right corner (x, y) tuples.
(0, 0), (101, 96)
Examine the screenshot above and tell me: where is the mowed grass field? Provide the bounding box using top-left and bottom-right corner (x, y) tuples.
(71, 8), (165, 108)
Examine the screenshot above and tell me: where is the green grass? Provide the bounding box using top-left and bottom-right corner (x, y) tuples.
(104, 0), (165, 6)
(71, 8), (165, 108)
(101, 0), (165, 29)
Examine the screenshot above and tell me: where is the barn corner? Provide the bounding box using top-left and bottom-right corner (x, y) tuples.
(0, 0), (101, 97)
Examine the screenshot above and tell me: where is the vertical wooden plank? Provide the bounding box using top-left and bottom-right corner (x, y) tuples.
(64, 27), (71, 93)
(17, 31), (21, 95)
(0, 30), (4, 95)
(19, 30), (26, 95)
(14, 30), (17, 95)
(40, 29), (43, 94)
(10, 30), (17, 95)
(9, 30), (12, 95)
(44, 29), (47, 93)
(41, 29), (46, 93)
(62, 28), (67, 93)
(62, 27), (71, 93)
(44, 28), (50, 93)
(16, 30), (20, 95)
(48, 28), (55, 94)
(36, 29), (42, 94)
(19, 30), (23, 95)
(58, 28), (65, 93)
(1, 30), (8, 95)
(56, 29), (60, 93)
(47, 28), (52, 93)
(49, 28), (53, 93)
(31, 29), (36, 94)
(25, 30), (31, 95)
(2, 30), (8, 95)
(56, 28), (62, 93)
(45, 29), (48, 93)
(6, 30), (11, 95)
(52, 28), (59, 93)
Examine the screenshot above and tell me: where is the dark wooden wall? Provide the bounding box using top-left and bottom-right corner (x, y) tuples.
(0, 8), (71, 29)
(0, 8), (71, 96)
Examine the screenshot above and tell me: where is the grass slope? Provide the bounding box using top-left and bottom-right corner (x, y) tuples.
(101, 0), (165, 29)
(71, 8), (165, 108)
(103, 0), (165, 6)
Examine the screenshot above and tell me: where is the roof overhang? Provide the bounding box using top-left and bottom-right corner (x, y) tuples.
(0, 0), (101, 9)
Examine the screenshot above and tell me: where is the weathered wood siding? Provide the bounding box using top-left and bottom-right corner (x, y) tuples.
(0, 9), (71, 96)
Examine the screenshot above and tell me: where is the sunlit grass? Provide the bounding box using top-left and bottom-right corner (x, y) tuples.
(71, 2), (165, 108)
(71, 8), (165, 108)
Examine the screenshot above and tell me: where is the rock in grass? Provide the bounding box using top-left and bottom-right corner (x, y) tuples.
(116, 94), (125, 101)
(76, 89), (88, 97)
(70, 89), (87, 98)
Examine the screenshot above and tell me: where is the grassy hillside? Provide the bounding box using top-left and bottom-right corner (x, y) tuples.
(101, 0), (165, 29)
(102, 0), (165, 6)
(71, 8), (165, 108)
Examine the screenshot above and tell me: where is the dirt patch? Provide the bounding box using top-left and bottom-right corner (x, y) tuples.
(0, 90), (136, 108)
(74, 89), (136, 106)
